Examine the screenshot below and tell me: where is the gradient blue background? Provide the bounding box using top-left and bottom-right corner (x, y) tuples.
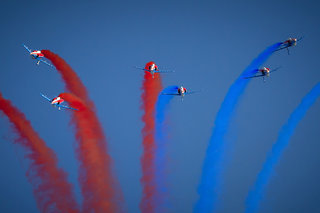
(0, 1), (319, 212)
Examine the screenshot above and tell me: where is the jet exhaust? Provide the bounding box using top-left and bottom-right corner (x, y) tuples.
(0, 92), (79, 213)
(194, 42), (282, 213)
(140, 61), (163, 213)
(42, 50), (124, 212)
(245, 82), (320, 213)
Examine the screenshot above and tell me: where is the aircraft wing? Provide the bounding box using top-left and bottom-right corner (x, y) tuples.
(134, 66), (143, 70)
(269, 67), (281, 73)
(186, 90), (201, 95)
(297, 36), (304, 42)
(243, 74), (265, 79)
(40, 93), (52, 102)
(155, 69), (175, 73)
(23, 44), (32, 53)
(39, 58), (54, 68)
(134, 66), (174, 73)
(274, 46), (288, 52)
(58, 104), (78, 111)
(161, 93), (180, 95)
(134, 66), (152, 73)
(134, 66), (147, 71)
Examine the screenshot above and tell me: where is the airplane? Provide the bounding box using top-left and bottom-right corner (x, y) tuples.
(161, 86), (200, 100)
(135, 61), (174, 78)
(23, 44), (54, 67)
(243, 67), (281, 82)
(40, 93), (78, 111)
(275, 37), (303, 54)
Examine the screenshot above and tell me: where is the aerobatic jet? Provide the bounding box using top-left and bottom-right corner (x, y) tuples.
(243, 67), (281, 82)
(135, 61), (174, 78)
(162, 86), (200, 100)
(40, 93), (78, 111)
(23, 44), (54, 67)
(275, 37), (302, 54)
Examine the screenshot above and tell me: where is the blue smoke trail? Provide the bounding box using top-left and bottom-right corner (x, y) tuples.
(194, 42), (282, 213)
(154, 85), (178, 213)
(245, 82), (320, 213)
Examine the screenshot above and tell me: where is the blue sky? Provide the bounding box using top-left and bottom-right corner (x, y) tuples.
(0, 0), (319, 212)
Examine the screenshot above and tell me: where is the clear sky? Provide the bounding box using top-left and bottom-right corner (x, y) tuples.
(0, 0), (319, 212)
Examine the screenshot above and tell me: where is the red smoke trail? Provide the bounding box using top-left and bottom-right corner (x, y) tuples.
(58, 92), (121, 213)
(0, 93), (79, 213)
(42, 50), (123, 212)
(41, 50), (93, 107)
(140, 61), (163, 213)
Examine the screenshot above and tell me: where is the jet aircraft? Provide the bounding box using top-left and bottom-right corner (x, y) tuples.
(135, 61), (174, 78)
(275, 37), (302, 54)
(243, 67), (281, 82)
(40, 93), (78, 111)
(23, 44), (54, 67)
(161, 86), (200, 100)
